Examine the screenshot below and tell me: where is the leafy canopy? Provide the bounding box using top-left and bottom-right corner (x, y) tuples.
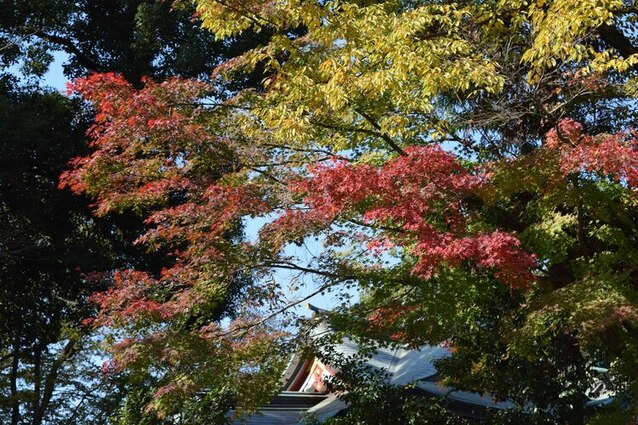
(63, 0), (638, 422)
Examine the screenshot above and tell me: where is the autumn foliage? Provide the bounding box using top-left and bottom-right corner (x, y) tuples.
(60, 0), (638, 422)
(280, 146), (537, 287)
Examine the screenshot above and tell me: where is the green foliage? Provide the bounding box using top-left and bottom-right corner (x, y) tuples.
(34, 0), (638, 422)
(184, 0), (638, 422)
(0, 0), (270, 84)
(326, 380), (471, 425)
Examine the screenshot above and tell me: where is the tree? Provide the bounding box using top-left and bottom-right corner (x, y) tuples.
(0, 76), (128, 424)
(0, 1), (277, 423)
(0, 0), (264, 84)
(63, 0), (638, 423)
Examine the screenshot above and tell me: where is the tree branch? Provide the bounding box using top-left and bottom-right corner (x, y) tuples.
(597, 23), (638, 59)
(209, 279), (347, 340)
(353, 109), (407, 156)
(27, 28), (105, 73)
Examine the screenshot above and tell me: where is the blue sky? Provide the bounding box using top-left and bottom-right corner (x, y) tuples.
(42, 51), (69, 91)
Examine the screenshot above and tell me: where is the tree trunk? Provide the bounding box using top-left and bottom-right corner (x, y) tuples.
(33, 337), (79, 425)
(10, 336), (20, 425)
(32, 342), (42, 425)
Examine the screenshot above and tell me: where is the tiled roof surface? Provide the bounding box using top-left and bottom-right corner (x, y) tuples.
(229, 392), (342, 425)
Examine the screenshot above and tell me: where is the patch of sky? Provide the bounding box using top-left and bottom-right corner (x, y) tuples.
(42, 51), (69, 91)
(241, 206), (409, 318)
(3, 50), (70, 92)
(243, 212), (358, 316)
